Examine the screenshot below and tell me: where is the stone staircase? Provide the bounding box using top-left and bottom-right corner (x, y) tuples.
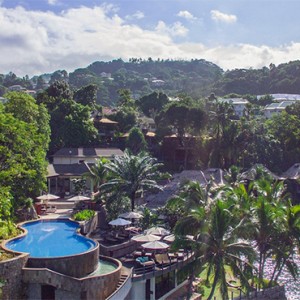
(116, 274), (128, 289)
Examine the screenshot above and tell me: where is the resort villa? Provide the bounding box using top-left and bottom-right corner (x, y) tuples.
(1, 216), (194, 300)
(1, 158), (298, 300)
(47, 147), (124, 196)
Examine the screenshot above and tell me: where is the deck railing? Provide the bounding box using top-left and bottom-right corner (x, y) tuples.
(132, 251), (194, 281)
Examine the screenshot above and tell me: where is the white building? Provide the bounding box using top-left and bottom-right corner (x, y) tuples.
(52, 147), (123, 164)
(258, 93), (300, 102)
(219, 98), (249, 118)
(263, 101), (296, 119)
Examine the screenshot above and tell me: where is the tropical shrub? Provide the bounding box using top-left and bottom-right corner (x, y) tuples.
(73, 209), (95, 221)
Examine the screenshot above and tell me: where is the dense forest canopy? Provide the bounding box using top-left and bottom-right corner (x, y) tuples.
(2, 59), (300, 107)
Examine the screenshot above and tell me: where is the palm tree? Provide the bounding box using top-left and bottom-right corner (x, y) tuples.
(226, 178), (299, 290)
(101, 150), (162, 211)
(83, 157), (109, 192)
(209, 101), (235, 167)
(174, 196), (255, 300)
(200, 200), (255, 299)
(167, 180), (210, 214)
(268, 203), (300, 286)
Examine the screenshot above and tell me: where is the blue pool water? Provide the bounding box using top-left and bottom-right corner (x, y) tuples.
(5, 219), (96, 258)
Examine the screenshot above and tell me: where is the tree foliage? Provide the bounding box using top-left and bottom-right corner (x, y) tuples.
(126, 127), (148, 155)
(0, 93), (50, 207)
(101, 150), (162, 211)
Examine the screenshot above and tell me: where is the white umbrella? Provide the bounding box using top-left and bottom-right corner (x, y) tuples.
(141, 240), (169, 250)
(145, 227), (170, 236)
(131, 234), (161, 243)
(36, 194), (59, 201)
(163, 234), (175, 243)
(119, 211), (143, 219)
(109, 218), (131, 226)
(67, 195), (91, 201)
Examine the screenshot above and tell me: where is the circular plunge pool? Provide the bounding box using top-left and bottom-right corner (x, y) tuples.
(5, 219), (96, 258)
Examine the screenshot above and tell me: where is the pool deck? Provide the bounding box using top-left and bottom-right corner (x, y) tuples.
(39, 208), (73, 219)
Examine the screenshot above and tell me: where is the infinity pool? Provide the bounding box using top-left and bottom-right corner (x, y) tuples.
(5, 219), (96, 258)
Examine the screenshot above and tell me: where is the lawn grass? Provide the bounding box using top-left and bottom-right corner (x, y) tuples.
(196, 265), (243, 299)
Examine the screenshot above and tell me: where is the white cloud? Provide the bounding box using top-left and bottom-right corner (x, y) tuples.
(155, 21), (189, 37)
(211, 10), (237, 24)
(126, 10), (144, 20)
(177, 10), (197, 21)
(101, 3), (119, 14)
(0, 5), (300, 76)
(48, 0), (58, 5)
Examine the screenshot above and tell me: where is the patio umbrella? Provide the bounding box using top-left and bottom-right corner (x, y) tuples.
(163, 234), (175, 243)
(145, 227), (170, 236)
(141, 240), (169, 251)
(67, 195), (91, 201)
(36, 194), (59, 201)
(119, 211), (143, 219)
(131, 234), (161, 243)
(109, 218), (131, 226)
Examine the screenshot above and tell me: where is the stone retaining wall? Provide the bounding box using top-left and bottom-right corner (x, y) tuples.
(100, 240), (137, 258)
(80, 213), (98, 235)
(0, 253), (29, 300)
(23, 256), (122, 300)
(27, 242), (99, 278)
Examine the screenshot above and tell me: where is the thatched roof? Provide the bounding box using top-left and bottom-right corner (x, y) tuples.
(239, 164), (281, 181)
(98, 117), (118, 124)
(146, 132), (156, 137)
(281, 163), (300, 180)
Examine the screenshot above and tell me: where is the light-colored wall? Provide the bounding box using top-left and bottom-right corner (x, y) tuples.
(53, 157), (97, 164)
(128, 280), (146, 300)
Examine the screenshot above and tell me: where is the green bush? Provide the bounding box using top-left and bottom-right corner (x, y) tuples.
(73, 209), (95, 221)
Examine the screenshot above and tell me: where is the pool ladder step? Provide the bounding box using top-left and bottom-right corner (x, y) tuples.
(116, 274), (128, 288)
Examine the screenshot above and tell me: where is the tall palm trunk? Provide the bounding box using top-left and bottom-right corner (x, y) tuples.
(186, 266), (195, 300)
(208, 265), (220, 300)
(130, 191), (136, 212)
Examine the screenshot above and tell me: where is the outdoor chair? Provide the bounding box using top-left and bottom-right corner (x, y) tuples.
(154, 253), (171, 267)
(136, 257), (155, 270)
(46, 206), (57, 213)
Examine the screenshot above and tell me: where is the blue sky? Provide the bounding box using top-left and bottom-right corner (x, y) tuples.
(1, 0), (300, 76)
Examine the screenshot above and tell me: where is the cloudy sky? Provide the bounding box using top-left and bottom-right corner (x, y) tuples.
(1, 0), (300, 76)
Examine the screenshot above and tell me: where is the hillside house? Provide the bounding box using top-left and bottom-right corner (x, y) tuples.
(263, 101), (296, 118)
(219, 98), (249, 118)
(47, 147), (124, 196)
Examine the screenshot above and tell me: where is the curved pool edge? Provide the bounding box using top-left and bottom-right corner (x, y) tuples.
(3, 218), (97, 258)
(1, 225), (28, 256)
(2, 218), (100, 278)
(85, 255), (122, 278)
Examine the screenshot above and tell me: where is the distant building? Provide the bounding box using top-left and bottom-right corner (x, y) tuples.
(263, 101), (296, 118)
(8, 85), (26, 91)
(258, 93), (300, 102)
(48, 147), (124, 195)
(219, 98), (249, 118)
(25, 90), (36, 96)
(151, 79), (165, 86)
(52, 147), (123, 165)
(100, 72), (112, 78)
